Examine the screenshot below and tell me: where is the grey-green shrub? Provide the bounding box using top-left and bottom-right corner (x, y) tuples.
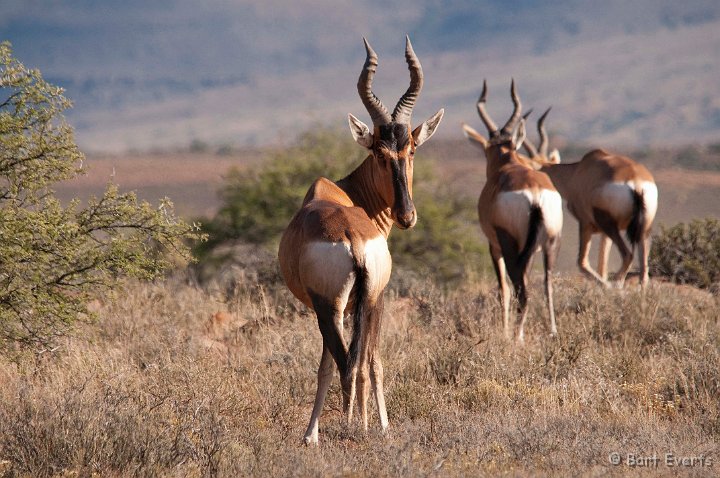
(649, 218), (720, 290)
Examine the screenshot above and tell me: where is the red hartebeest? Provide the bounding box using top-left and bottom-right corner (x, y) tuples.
(278, 37), (444, 445)
(522, 109), (658, 287)
(461, 81), (563, 343)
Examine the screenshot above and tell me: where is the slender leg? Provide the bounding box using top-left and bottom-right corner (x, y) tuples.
(514, 281), (529, 345)
(593, 208), (633, 288)
(504, 252), (529, 345)
(597, 234), (612, 281)
(543, 236), (560, 337)
(356, 296), (382, 432)
(607, 232), (633, 288)
(356, 361), (370, 431)
(368, 293), (388, 432)
(578, 223), (608, 286)
(303, 346), (334, 445)
(490, 246), (511, 339)
(638, 234), (650, 288)
(309, 292), (351, 427)
(370, 356), (388, 432)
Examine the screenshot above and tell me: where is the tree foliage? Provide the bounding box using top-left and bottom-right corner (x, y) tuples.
(0, 42), (201, 354)
(195, 127), (488, 284)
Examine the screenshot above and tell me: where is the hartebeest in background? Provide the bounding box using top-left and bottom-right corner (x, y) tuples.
(522, 109), (658, 287)
(278, 37), (444, 445)
(461, 81), (563, 343)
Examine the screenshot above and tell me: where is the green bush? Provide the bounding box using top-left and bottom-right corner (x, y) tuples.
(650, 218), (720, 290)
(195, 128), (488, 284)
(0, 42), (200, 355)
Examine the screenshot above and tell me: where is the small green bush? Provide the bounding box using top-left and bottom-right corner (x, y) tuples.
(650, 218), (720, 290)
(195, 128), (488, 284)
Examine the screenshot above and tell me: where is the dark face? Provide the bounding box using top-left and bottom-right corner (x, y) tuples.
(372, 122), (417, 229)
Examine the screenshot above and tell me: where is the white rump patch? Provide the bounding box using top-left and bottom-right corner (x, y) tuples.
(538, 189), (563, 236)
(639, 181), (658, 225)
(300, 241), (355, 304)
(495, 190), (534, 246)
(363, 236), (391, 298)
(496, 189), (562, 244)
(597, 181), (658, 224)
(596, 182), (634, 220)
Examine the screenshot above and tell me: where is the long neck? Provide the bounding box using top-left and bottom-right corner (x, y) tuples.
(486, 146), (522, 179)
(539, 162), (578, 197)
(336, 156), (394, 238)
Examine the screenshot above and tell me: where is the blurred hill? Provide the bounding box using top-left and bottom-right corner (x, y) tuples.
(3, 0), (719, 152)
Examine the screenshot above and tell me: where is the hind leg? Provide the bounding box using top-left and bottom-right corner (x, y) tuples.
(597, 234), (612, 281)
(355, 293), (384, 432)
(578, 223), (608, 286)
(309, 293), (350, 430)
(505, 257), (530, 345)
(593, 209), (633, 288)
(607, 233), (633, 287)
(303, 346), (334, 445)
(543, 236), (560, 337)
(490, 246), (512, 339)
(368, 294), (388, 432)
(638, 234), (650, 288)
(513, 279), (530, 345)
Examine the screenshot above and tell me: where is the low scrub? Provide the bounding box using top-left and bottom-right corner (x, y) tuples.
(650, 218), (720, 291)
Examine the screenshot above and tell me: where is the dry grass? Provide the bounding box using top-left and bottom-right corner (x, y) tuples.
(0, 247), (719, 477)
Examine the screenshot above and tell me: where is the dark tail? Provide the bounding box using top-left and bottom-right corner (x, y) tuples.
(517, 205), (543, 272)
(496, 205), (543, 283)
(346, 242), (368, 381)
(626, 190), (645, 247)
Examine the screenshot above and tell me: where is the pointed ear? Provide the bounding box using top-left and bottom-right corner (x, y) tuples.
(461, 123), (488, 149)
(412, 109), (444, 148)
(548, 148), (561, 164)
(511, 119), (526, 151)
(348, 113), (373, 149)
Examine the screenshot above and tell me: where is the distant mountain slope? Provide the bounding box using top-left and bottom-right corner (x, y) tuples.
(2, 0), (719, 151)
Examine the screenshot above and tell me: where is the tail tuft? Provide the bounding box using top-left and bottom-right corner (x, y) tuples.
(346, 242), (368, 380)
(626, 190), (645, 246)
(517, 205), (543, 271)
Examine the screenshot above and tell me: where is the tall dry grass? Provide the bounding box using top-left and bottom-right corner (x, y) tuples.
(0, 245), (718, 477)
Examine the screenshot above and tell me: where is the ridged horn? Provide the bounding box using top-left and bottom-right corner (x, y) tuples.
(521, 108), (539, 158)
(358, 38), (391, 126)
(392, 35), (424, 124)
(500, 79), (522, 135)
(476, 80), (499, 137)
(537, 107), (552, 157)
(523, 136), (539, 158)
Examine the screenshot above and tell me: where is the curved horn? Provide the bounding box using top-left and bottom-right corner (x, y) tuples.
(358, 38), (391, 126)
(392, 35), (424, 124)
(537, 107), (552, 157)
(520, 109), (539, 157)
(522, 136), (539, 158)
(500, 79), (522, 135)
(476, 80), (499, 137)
